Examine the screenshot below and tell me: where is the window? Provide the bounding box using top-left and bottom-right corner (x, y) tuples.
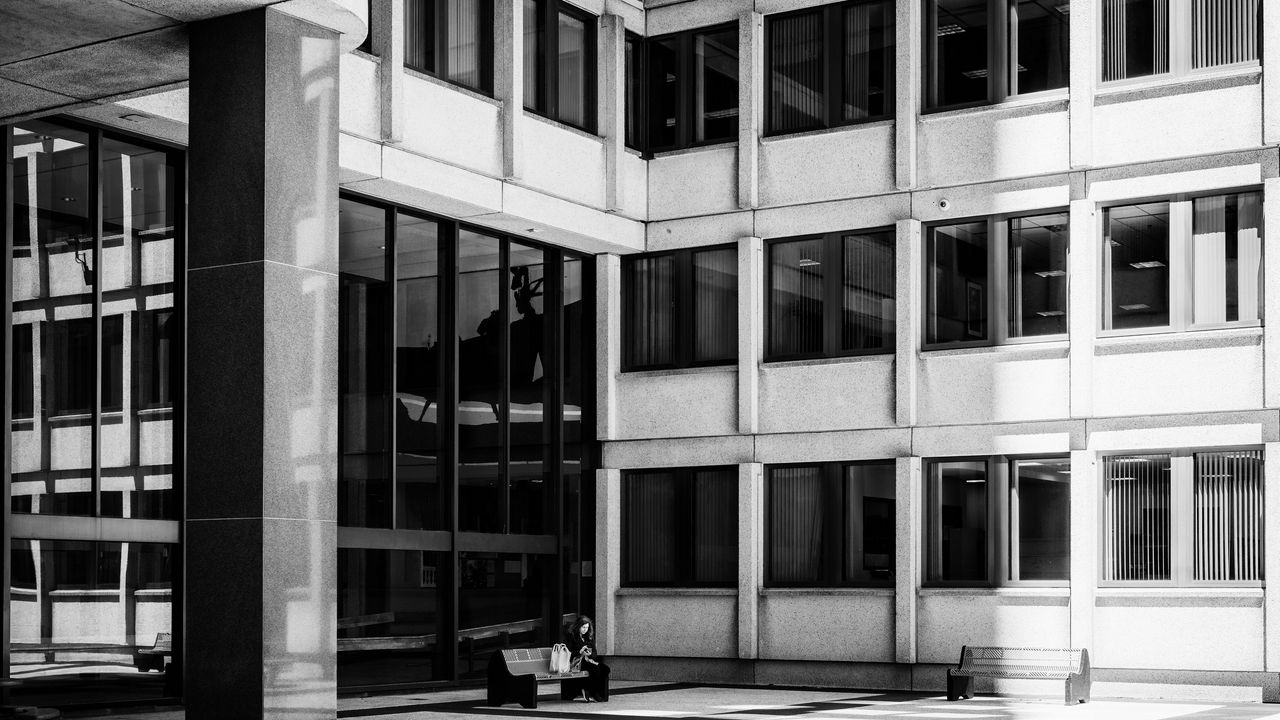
(643, 25), (740, 152)
(766, 0), (895, 135)
(405, 0), (494, 93)
(925, 212), (1068, 347)
(925, 456), (1070, 585)
(623, 467), (737, 586)
(622, 246), (737, 370)
(12, 324), (34, 420)
(767, 461), (896, 586)
(358, 0), (375, 54)
(767, 229), (895, 360)
(1101, 0), (1260, 82)
(1103, 191), (1262, 332)
(1103, 449), (1262, 585)
(625, 32), (643, 149)
(924, 0), (1069, 110)
(523, 0), (596, 131)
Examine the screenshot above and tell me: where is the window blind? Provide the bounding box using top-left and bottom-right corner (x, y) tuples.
(447, 0), (483, 88)
(625, 471), (677, 583)
(769, 11), (824, 134)
(694, 469), (738, 583)
(1193, 192), (1262, 324)
(841, 232), (894, 351)
(1194, 450), (1263, 582)
(1104, 454), (1171, 581)
(768, 466), (825, 583)
(693, 248), (738, 363)
(1192, 0), (1260, 68)
(1102, 0), (1169, 81)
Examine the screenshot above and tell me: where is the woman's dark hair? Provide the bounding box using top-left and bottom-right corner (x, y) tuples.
(566, 614), (595, 644)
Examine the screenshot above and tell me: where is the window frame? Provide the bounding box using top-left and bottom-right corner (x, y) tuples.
(1099, 188), (1264, 337)
(1096, 0), (1262, 88)
(763, 0), (896, 137)
(764, 227), (897, 362)
(923, 454), (1071, 588)
(620, 466), (739, 588)
(524, 0), (598, 133)
(621, 243), (738, 372)
(403, 0), (496, 95)
(624, 30), (645, 151)
(640, 22), (741, 154)
(922, 209), (1070, 350)
(1098, 447), (1264, 589)
(764, 460), (897, 588)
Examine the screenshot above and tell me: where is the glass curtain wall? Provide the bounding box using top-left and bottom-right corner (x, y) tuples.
(337, 194), (594, 689)
(5, 120), (182, 706)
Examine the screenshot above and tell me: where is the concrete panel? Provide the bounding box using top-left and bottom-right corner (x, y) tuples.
(911, 421), (1080, 457)
(648, 212), (755, 251)
(401, 74), (503, 177)
(1094, 593), (1264, 671)
(758, 592), (895, 662)
(759, 123), (895, 207)
(918, 101), (1070, 187)
(1094, 83), (1263, 167)
(615, 369), (738, 439)
(339, 132), (381, 182)
(917, 345), (1071, 425)
(0, 26), (188, 101)
(614, 593), (738, 658)
(0, 78), (79, 120)
(916, 591), (1070, 664)
(1092, 335), (1264, 417)
(339, 53), (380, 140)
(647, 0), (752, 35)
(619, 150), (648, 221)
(753, 428), (912, 464)
(759, 358), (895, 433)
(755, 193), (911, 240)
(0, 0), (173, 65)
(603, 434), (756, 468)
(649, 147), (739, 221)
(520, 115), (607, 208)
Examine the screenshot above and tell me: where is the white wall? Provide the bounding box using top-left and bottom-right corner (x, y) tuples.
(1094, 592), (1264, 671)
(1093, 82), (1262, 167)
(918, 345), (1071, 425)
(399, 74), (503, 178)
(759, 591), (894, 662)
(1092, 335), (1264, 416)
(615, 369), (738, 439)
(918, 102), (1070, 188)
(916, 591), (1071, 664)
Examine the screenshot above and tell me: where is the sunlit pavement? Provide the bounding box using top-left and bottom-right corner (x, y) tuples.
(63, 682), (1280, 720)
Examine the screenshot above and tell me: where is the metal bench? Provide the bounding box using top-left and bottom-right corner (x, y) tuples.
(133, 632), (172, 673)
(947, 645), (1090, 705)
(486, 647), (592, 709)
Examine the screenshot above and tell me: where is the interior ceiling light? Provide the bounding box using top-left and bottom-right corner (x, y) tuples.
(1129, 260), (1166, 269)
(1035, 270), (1066, 277)
(1036, 310), (1065, 317)
(961, 68), (989, 79)
(1119, 303), (1150, 311)
(797, 258), (821, 267)
(1055, 3), (1070, 13)
(119, 113), (148, 123)
(937, 23), (966, 35)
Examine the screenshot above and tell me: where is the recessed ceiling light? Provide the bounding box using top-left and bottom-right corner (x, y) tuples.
(1035, 270), (1066, 278)
(119, 113), (148, 123)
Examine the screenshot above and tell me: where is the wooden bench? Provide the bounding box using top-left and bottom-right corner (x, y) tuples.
(486, 647), (592, 709)
(133, 633), (171, 673)
(948, 645), (1090, 705)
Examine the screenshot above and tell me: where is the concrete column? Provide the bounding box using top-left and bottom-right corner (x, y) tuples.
(1068, 195), (1096, 417)
(894, 0), (921, 189)
(1067, 0), (1095, 167)
(738, 463), (763, 659)
(595, 468), (622, 656)
(1264, 443), (1280, 670)
(1264, 179), (1280, 408)
(375, 0), (403, 141)
(894, 457), (920, 664)
(601, 14), (626, 212)
(186, 7), (340, 719)
(597, 253), (621, 440)
(738, 236), (763, 434)
(895, 220), (921, 426)
(738, 11), (763, 209)
(495, 0), (523, 179)
(1264, 0), (1280, 144)
(1068, 449), (1096, 653)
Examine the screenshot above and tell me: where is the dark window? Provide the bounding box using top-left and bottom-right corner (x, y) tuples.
(766, 0), (894, 135)
(766, 229), (895, 360)
(1103, 201), (1171, 331)
(1100, 0), (1258, 81)
(524, 0), (597, 131)
(766, 461), (896, 586)
(924, 0), (1068, 110)
(625, 32), (643, 149)
(623, 467), (737, 587)
(135, 309), (173, 409)
(405, 0), (494, 93)
(12, 324), (34, 419)
(623, 246), (737, 370)
(643, 24), (740, 152)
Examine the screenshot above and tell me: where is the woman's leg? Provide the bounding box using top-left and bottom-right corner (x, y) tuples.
(590, 661), (611, 701)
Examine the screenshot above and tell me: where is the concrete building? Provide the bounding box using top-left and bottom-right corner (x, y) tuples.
(1, 0), (1278, 716)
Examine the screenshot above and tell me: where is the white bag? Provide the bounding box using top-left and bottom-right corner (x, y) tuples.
(550, 643), (570, 673)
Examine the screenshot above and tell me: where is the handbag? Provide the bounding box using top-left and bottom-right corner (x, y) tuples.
(550, 643), (570, 673)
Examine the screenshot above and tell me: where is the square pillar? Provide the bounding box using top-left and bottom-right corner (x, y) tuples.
(1265, 443), (1280, 670)
(601, 14), (627, 212)
(595, 468), (622, 655)
(375, 0), (404, 142)
(894, 456), (921, 664)
(894, 0), (921, 189)
(187, 7), (340, 719)
(1068, 0), (1096, 167)
(496, 0), (524, 179)
(1265, 179), (1280, 407)
(1068, 195), (1096, 417)
(895, 220), (921, 426)
(1068, 449), (1097, 653)
(1265, 0), (1280, 145)
(738, 11), (763, 209)
(738, 237), (763, 434)
(738, 463), (764, 658)
(596, 253), (620, 440)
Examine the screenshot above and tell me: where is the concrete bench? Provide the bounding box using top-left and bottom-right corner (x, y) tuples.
(948, 645), (1090, 705)
(133, 632), (171, 673)
(486, 647), (591, 709)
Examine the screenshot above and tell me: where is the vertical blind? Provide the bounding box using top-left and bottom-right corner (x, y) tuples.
(769, 11), (824, 134)
(624, 255), (674, 367)
(1192, 0), (1260, 68)
(625, 471), (677, 583)
(447, 0), (483, 88)
(1194, 450), (1263, 582)
(1104, 455), (1171, 581)
(522, 0), (540, 107)
(405, 0), (434, 72)
(841, 232), (894, 351)
(694, 469), (738, 583)
(1102, 0), (1169, 81)
(557, 11), (588, 127)
(693, 248), (738, 363)
(843, 3), (877, 121)
(769, 239), (825, 356)
(769, 466), (825, 583)
(1192, 192), (1262, 325)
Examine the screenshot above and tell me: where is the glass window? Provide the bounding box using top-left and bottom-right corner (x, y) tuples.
(623, 467), (737, 586)
(1102, 453), (1174, 582)
(769, 10), (824, 134)
(926, 221), (988, 344)
(1102, 0), (1258, 82)
(625, 33), (643, 149)
(1192, 192), (1262, 325)
(928, 0), (990, 107)
(358, 0), (375, 53)
(12, 324), (34, 419)
(1010, 458), (1070, 581)
(405, 0), (493, 93)
(694, 27), (739, 143)
(1191, 0), (1260, 69)
(622, 246), (737, 371)
(1193, 450), (1263, 582)
(926, 459), (988, 583)
(768, 230), (895, 360)
(557, 9), (589, 128)
(647, 36), (681, 150)
(1010, 0), (1069, 94)
(458, 552), (552, 678)
(1101, 0), (1168, 81)
(1009, 213), (1069, 337)
(643, 25), (739, 151)
(508, 242), (549, 535)
(457, 230), (503, 533)
(524, 0), (596, 131)
(1104, 202), (1170, 330)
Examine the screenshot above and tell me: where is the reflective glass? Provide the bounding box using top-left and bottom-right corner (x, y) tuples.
(695, 27), (739, 142)
(844, 462), (896, 583)
(447, 0), (487, 89)
(768, 238), (825, 357)
(396, 213), (443, 530)
(1011, 0), (1069, 94)
(926, 460), (987, 582)
(623, 254), (674, 368)
(926, 221), (988, 344)
(338, 548), (447, 686)
(556, 10), (589, 128)
(458, 552), (551, 679)
(457, 230), (503, 532)
(769, 10), (824, 134)
(1009, 213), (1068, 337)
(1011, 458), (1070, 580)
(1192, 192), (1263, 325)
(508, 243), (548, 534)
(929, 0), (988, 107)
(843, 1), (893, 120)
(1104, 202), (1170, 330)
(692, 248), (737, 363)
(405, 0), (437, 73)
(841, 231), (895, 351)
(522, 0), (542, 109)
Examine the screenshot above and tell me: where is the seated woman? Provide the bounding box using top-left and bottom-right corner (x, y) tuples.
(564, 615), (609, 702)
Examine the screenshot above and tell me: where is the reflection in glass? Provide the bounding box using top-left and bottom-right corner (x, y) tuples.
(8, 540), (173, 704)
(396, 214), (443, 530)
(769, 238), (824, 357)
(338, 548), (446, 686)
(522, 0), (542, 109)
(447, 0), (488, 89)
(405, 0), (437, 73)
(458, 231), (503, 532)
(557, 10), (589, 128)
(926, 221), (988, 344)
(509, 244), (549, 534)
(647, 37), (680, 149)
(563, 260), (589, 612)
(693, 248), (737, 363)
(458, 552), (550, 678)
(1009, 213), (1068, 337)
(625, 36), (642, 148)
(1011, 0), (1069, 94)
(843, 2), (893, 120)
(844, 462), (896, 583)
(1011, 458), (1070, 580)
(769, 10), (824, 134)
(340, 198), (391, 527)
(695, 27), (739, 143)
(1104, 202), (1169, 330)
(928, 0), (988, 107)
(842, 232), (895, 351)
(926, 460), (987, 582)
(1192, 192), (1263, 325)
(624, 255), (674, 368)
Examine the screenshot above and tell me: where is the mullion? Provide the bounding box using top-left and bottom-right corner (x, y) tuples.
(386, 207), (399, 529)
(441, 219), (460, 680)
(91, 129), (103, 517)
(2, 125), (13, 683)
(549, 252), (565, 616)
(499, 239), (511, 533)
(167, 145), (187, 698)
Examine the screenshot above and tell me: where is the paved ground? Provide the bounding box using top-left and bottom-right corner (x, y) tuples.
(64, 682), (1280, 720)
